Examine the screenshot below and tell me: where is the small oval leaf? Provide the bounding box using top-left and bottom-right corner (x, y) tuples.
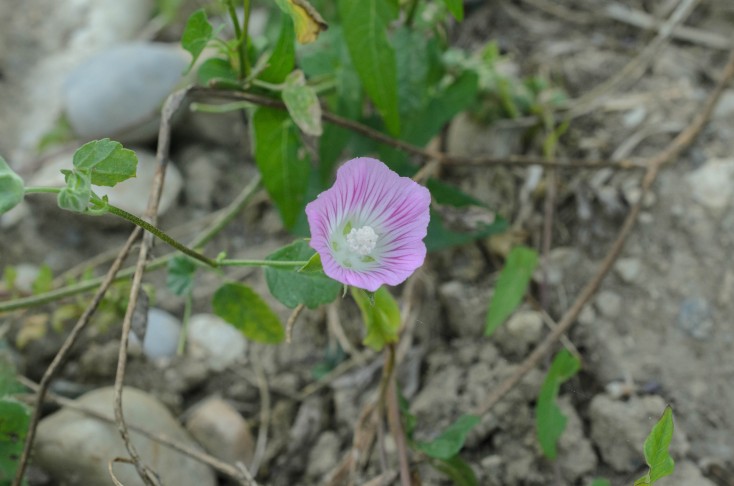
(212, 283), (285, 344)
(0, 156), (24, 215)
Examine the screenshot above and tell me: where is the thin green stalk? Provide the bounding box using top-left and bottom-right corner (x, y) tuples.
(1, 176), (262, 313)
(226, 0), (247, 79)
(177, 292), (193, 355)
(24, 186), (62, 195)
(405, 0), (420, 27)
(103, 204), (218, 268)
(219, 259), (308, 268)
(242, 0), (251, 77)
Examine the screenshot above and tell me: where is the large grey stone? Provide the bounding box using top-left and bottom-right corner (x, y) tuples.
(185, 397), (254, 466)
(63, 43), (188, 143)
(35, 386), (216, 486)
(186, 314), (247, 371)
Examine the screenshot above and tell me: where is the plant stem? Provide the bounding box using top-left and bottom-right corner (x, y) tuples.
(227, 0), (247, 79)
(242, 0), (252, 77)
(218, 259), (308, 268)
(405, 0), (420, 27)
(103, 204), (218, 268)
(177, 291), (193, 355)
(24, 186), (62, 195)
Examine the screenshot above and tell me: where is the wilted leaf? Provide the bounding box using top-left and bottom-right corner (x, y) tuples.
(282, 70), (322, 136)
(274, 0), (327, 44)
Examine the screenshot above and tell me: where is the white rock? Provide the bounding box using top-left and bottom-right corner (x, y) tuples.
(133, 308), (181, 359)
(186, 314), (248, 371)
(615, 257), (642, 284)
(29, 147), (183, 217)
(35, 386), (216, 486)
(686, 158), (734, 211)
(595, 290), (622, 318)
(185, 397), (254, 465)
(306, 431), (341, 479)
(63, 43), (189, 143)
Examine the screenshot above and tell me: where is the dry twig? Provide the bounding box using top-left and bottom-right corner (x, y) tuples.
(112, 87), (191, 485)
(472, 46), (734, 417)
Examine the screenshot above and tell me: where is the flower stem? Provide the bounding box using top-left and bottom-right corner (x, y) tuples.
(242, 0), (251, 77)
(226, 0), (247, 79)
(218, 259), (308, 268)
(103, 204), (218, 268)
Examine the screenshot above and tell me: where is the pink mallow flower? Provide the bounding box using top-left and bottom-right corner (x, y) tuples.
(305, 157), (431, 292)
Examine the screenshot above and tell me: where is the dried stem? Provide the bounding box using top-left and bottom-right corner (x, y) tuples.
(472, 47), (734, 417)
(197, 87), (646, 170)
(12, 228), (142, 486)
(113, 87), (190, 485)
(285, 303), (305, 344)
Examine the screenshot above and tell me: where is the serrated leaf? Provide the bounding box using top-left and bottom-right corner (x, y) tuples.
(57, 170), (91, 213)
(485, 246), (539, 336)
(181, 9), (213, 69)
(72, 139), (137, 187)
(282, 70), (322, 136)
(274, 0), (327, 44)
(259, 15), (296, 83)
(431, 455), (478, 486)
(166, 256), (197, 296)
(212, 283), (285, 344)
(251, 107), (310, 229)
(0, 156), (24, 215)
(417, 415), (480, 460)
(197, 57), (238, 85)
(0, 399), (29, 483)
(339, 0), (400, 135)
(265, 241), (341, 308)
(444, 0), (464, 21)
(536, 349), (581, 459)
(634, 406), (675, 485)
(352, 286), (400, 351)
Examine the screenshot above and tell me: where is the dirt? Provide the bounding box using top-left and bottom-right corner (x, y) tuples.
(3, 1), (734, 485)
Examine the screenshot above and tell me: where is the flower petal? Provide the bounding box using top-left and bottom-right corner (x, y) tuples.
(305, 157), (430, 291)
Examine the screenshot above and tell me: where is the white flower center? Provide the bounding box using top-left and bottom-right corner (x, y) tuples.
(346, 225), (378, 256)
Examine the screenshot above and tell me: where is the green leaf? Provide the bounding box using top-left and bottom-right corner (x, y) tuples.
(259, 15), (296, 84)
(274, 0), (327, 44)
(0, 363), (24, 398)
(0, 156), (24, 215)
(0, 399), (29, 483)
(589, 479), (611, 486)
(31, 265), (53, 295)
(181, 9), (213, 69)
(265, 241), (341, 309)
(72, 139), (138, 187)
(393, 27), (428, 118)
(417, 415), (480, 460)
(212, 283), (285, 344)
(535, 350), (581, 459)
(197, 57), (238, 85)
(282, 70), (323, 136)
(252, 107), (310, 229)
(431, 455), (478, 486)
(485, 246), (539, 336)
(57, 170), (91, 213)
(166, 256), (197, 296)
(427, 179), (485, 208)
(352, 287), (400, 351)
(444, 0), (464, 21)
(425, 209), (507, 253)
(634, 406), (675, 485)
(339, 0), (400, 135)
